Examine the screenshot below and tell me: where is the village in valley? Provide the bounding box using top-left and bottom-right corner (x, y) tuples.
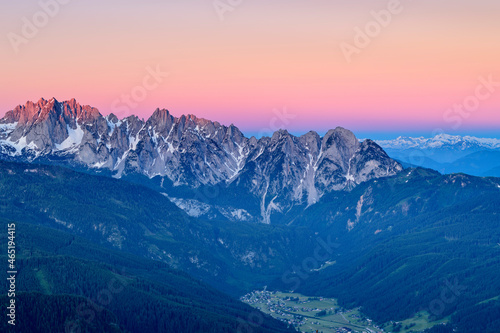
(240, 290), (384, 333)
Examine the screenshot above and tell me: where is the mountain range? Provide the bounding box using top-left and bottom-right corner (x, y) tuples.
(1, 98), (500, 332)
(377, 135), (500, 177)
(0, 98), (401, 224)
(377, 134), (500, 152)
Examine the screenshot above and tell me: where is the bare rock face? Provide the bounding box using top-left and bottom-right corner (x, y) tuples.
(0, 98), (403, 223)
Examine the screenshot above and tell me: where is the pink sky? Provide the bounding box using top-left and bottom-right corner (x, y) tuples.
(1, 0), (499, 138)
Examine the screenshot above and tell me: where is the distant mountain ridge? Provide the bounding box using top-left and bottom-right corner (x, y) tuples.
(377, 134), (500, 151)
(376, 134), (500, 177)
(0, 98), (402, 223)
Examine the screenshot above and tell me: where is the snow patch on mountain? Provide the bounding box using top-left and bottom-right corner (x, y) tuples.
(56, 123), (84, 150)
(165, 194), (254, 222)
(377, 134), (500, 150)
(168, 197), (211, 218)
(217, 207), (253, 222)
(0, 122), (17, 135)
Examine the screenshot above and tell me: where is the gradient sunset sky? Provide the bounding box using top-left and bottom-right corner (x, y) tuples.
(1, 0), (499, 139)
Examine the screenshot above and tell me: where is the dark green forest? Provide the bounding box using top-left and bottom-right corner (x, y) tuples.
(289, 168), (500, 332)
(1, 160), (499, 332)
(0, 159), (317, 295)
(0, 223), (295, 333)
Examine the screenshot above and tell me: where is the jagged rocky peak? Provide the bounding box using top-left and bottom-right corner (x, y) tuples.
(322, 127), (360, 154)
(149, 108), (173, 124)
(146, 108), (174, 133)
(62, 98), (101, 122)
(2, 97), (54, 125)
(300, 130), (321, 142)
(3, 97), (101, 125)
(226, 123), (246, 142)
(271, 128), (290, 138)
(350, 139), (403, 184)
(314, 127), (360, 181)
(106, 113), (119, 124)
(0, 98), (103, 151)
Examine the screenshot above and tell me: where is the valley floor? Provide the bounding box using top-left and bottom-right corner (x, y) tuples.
(241, 290), (382, 333)
(241, 291), (449, 333)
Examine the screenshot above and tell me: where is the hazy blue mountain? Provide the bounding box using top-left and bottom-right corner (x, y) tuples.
(449, 150), (500, 176)
(484, 165), (500, 177)
(377, 134), (500, 177)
